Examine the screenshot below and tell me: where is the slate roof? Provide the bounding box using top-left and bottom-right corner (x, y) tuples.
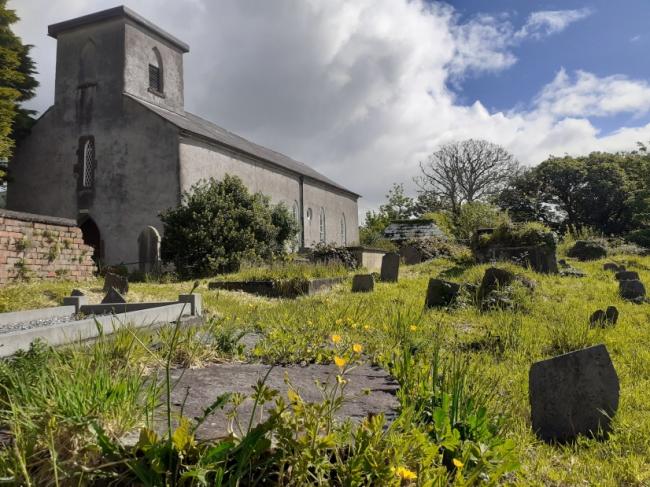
(127, 95), (359, 197)
(383, 219), (447, 241)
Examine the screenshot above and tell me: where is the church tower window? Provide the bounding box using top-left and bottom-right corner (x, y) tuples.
(148, 47), (163, 94)
(82, 139), (96, 188)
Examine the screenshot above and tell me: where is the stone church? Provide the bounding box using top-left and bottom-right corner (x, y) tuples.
(8, 6), (359, 267)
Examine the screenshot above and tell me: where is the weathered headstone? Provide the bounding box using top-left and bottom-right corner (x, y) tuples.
(605, 306), (619, 325)
(589, 309), (607, 326)
(615, 270), (639, 281)
(138, 226), (161, 274)
(425, 278), (460, 308)
(478, 267), (514, 299)
(351, 274), (374, 293)
(101, 287), (126, 304)
(619, 279), (646, 301)
(399, 245), (422, 265)
(380, 252), (400, 282)
(529, 344), (619, 443)
(103, 272), (128, 294)
(603, 263), (620, 272)
(71, 289), (85, 296)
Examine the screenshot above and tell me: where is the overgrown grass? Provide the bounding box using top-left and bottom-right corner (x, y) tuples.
(214, 261), (350, 282)
(1, 252), (650, 484)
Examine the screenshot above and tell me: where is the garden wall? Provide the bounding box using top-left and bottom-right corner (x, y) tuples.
(0, 209), (96, 285)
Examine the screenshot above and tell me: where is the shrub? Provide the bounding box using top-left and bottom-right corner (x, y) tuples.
(453, 202), (511, 241)
(474, 222), (556, 250)
(310, 243), (358, 269)
(402, 237), (470, 261)
(626, 228), (650, 249)
(160, 175), (299, 278)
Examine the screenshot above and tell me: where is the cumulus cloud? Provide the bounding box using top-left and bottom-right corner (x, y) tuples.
(9, 0), (650, 214)
(516, 8), (592, 40)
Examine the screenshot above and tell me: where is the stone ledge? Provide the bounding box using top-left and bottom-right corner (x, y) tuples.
(0, 209), (78, 227)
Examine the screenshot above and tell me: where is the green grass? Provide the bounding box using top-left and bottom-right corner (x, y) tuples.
(1, 254), (650, 484)
(213, 261), (350, 282)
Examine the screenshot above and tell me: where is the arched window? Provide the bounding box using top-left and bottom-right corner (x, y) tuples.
(82, 139), (95, 188)
(148, 47), (163, 93)
(292, 201), (300, 223)
(319, 207), (326, 243)
(79, 40), (97, 84)
(340, 214), (346, 245)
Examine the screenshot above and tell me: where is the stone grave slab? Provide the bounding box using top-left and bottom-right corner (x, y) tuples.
(615, 270), (639, 281)
(380, 252), (400, 282)
(352, 274), (374, 293)
(619, 279), (646, 301)
(103, 272), (129, 294)
(163, 363), (400, 440)
(529, 344), (619, 443)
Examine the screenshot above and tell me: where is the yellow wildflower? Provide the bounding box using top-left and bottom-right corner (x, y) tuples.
(363, 324), (370, 331)
(331, 334), (342, 344)
(287, 389), (300, 403)
(334, 356), (347, 368)
(453, 458), (464, 468)
(335, 318), (343, 325)
(394, 466), (417, 480)
(352, 343), (363, 354)
(410, 325), (417, 332)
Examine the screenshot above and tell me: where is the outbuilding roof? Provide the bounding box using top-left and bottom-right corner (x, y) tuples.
(383, 219), (447, 241)
(127, 94), (359, 198)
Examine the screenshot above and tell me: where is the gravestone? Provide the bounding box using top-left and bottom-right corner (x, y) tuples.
(567, 240), (607, 261)
(529, 344), (619, 443)
(605, 306), (619, 325)
(619, 279), (646, 301)
(425, 278), (460, 308)
(138, 226), (161, 274)
(380, 253), (400, 282)
(351, 274), (374, 293)
(103, 272), (128, 294)
(603, 263), (620, 272)
(399, 245), (422, 265)
(101, 287), (126, 304)
(589, 309), (606, 326)
(615, 270), (639, 281)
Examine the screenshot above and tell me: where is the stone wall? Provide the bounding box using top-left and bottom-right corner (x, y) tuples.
(0, 209), (96, 285)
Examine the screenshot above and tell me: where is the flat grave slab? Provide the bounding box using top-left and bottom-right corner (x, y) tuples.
(164, 363), (400, 440)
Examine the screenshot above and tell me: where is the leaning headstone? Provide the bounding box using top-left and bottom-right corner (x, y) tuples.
(138, 226), (162, 274)
(605, 306), (619, 325)
(399, 245), (422, 265)
(619, 279), (646, 302)
(603, 263), (620, 272)
(529, 344), (619, 443)
(101, 287), (126, 304)
(71, 289), (85, 296)
(380, 253), (400, 282)
(425, 278), (460, 308)
(103, 272), (129, 294)
(351, 274), (374, 293)
(615, 270), (639, 281)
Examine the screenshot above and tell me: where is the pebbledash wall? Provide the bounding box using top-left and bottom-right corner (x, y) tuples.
(0, 209), (96, 285)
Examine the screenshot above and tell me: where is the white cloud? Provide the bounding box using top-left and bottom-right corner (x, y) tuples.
(9, 0), (649, 215)
(516, 8), (592, 40)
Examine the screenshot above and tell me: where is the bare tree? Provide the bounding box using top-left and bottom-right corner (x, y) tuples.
(415, 139), (519, 216)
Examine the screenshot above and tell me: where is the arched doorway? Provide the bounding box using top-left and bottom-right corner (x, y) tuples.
(79, 217), (101, 263)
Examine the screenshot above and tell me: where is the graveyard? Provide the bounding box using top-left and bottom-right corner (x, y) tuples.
(0, 239), (649, 485)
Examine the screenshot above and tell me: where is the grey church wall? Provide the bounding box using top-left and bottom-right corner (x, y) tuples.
(302, 180), (359, 246)
(124, 22), (185, 113)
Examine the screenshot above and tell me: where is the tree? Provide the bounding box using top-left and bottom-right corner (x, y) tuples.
(160, 175), (298, 278)
(379, 183), (415, 220)
(416, 139), (519, 217)
(0, 0), (38, 164)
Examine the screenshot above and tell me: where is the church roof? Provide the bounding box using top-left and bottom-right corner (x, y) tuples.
(48, 6), (190, 53)
(127, 94), (360, 198)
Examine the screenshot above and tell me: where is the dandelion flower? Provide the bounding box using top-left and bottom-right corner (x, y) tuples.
(334, 356), (347, 368)
(394, 466), (417, 480)
(363, 324), (370, 331)
(331, 334), (342, 344)
(352, 343), (363, 354)
(410, 325), (417, 332)
(453, 458), (464, 468)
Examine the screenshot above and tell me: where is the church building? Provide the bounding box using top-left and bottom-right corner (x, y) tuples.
(8, 6), (359, 266)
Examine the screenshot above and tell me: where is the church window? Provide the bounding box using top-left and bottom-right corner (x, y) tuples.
(148, 47), (163, 93)
(319, 207), (326, 243)
(340, 214), (346, 245)
(82, 139), (96, 188)
(306, 208), (312, 221)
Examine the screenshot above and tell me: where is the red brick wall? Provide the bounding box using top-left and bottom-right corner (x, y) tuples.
(0, 209), (96, 285)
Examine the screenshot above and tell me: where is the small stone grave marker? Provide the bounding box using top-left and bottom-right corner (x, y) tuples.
(529, 344), (619, 443)
(619, 279), (646, 301)
(103, 272), (128, 294)
(603, 263), (620, 272)
(101, 287), (126, 304)
(605, 306), (619, 324)
(380, 252), (400, 282)
(351, 274), (374, 293)
(615, 270), (639, 281)
(425, 278), (460, 308)
(589, 306), (618, 327)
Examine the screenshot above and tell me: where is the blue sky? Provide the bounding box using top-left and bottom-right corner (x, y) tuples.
(448, 0), (650, 134)
(11, 0), (650, 210)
